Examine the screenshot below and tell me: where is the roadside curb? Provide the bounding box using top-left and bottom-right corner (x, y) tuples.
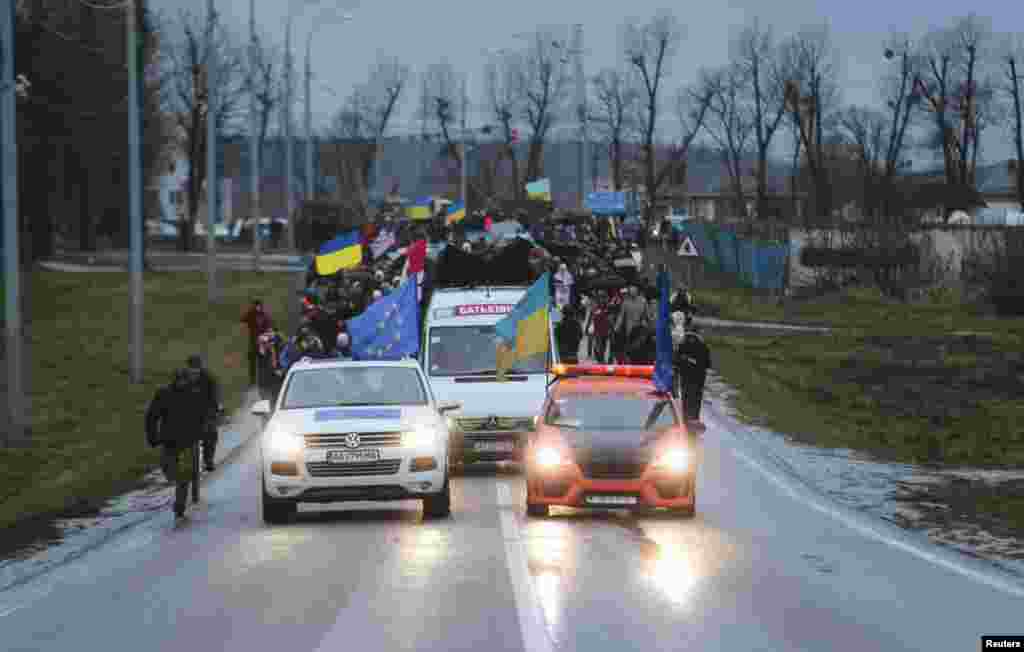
(0, 389), (263, 595)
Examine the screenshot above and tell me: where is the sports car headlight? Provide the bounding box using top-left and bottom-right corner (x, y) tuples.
(403, 424), (440, 448)
(266, 427), (303, 457)
(534, 446), (568, 468)
(652, 447), (690, 472)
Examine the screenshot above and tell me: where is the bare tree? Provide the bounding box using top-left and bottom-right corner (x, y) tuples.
(916, 14), (993, 190)
(517, 27), (572, 187)
(702, 65), (755, 218)
(780, 24), (842, 221)
(419, 61), (464, 166)
(249, 31), (283, 168)
(590, 67), (640, 191)
(161, 7), (247, 251)
(999, 33), (1024, 209)
(486, 51), (525, 199)
(326, 56), (409, 211)
(624, 10), (690, 224)
(732, 18), (787, 218)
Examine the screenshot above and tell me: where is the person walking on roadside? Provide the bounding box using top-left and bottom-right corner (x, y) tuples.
(187, 354), (223, 472)
(145, 368), (210, 524)
(555, 306), (584, 364)
(241, 299), (273, 388)
(675, 325), (712, 421)
(614, 285), (646, 363)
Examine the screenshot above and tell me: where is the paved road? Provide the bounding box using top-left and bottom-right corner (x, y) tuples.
(2, 402), (1020, 652)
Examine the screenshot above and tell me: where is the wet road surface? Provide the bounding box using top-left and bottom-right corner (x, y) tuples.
(2, 410), (1022, 652)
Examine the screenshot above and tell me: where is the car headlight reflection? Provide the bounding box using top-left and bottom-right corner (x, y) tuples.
(653, 447), (690, 472)
(266, 427), (303, 457)
(535, 447), (568, 468)
(403, 424), (439, 448)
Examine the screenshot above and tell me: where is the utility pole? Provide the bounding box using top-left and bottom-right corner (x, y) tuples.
(572, 24), (588, 210)
(249, 0), (261, 271)
(206, 0), (218, 303)
(461, 76), (469, 210)
(128, 0), (144, 382)
(304, 47), (313, 203)
(284, 19), (295, 251)
(2, 0), (25, 445)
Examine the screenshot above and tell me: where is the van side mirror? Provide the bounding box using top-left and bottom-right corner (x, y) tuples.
(251, 400), (271, 416)
(438, 401), (461, 414)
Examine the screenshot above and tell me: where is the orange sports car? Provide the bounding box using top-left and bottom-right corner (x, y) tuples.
(525, 364), (701, 518)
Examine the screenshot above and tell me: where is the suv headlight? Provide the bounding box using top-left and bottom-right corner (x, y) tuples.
(652, 447), (690, 472)
(265, 426), (303, 457)
(403, 424), (440, 448)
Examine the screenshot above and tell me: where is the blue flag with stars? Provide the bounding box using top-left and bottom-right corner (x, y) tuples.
(653, 268), (674, 394)
(346, 276), (420, 361)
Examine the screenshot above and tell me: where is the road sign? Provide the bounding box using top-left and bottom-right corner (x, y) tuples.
(678, 236), (699, 257)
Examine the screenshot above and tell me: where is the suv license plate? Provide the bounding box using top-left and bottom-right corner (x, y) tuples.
(474, 441), (515, 453)
(585, 495), (638, 506)
(327, 449), (381, 464)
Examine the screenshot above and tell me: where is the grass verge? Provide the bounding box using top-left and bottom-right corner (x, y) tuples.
(0, 270), (295, 532)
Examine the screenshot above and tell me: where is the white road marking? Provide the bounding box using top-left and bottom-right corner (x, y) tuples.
(714, 413), (1024, 599)
(497, 482), (555, 652)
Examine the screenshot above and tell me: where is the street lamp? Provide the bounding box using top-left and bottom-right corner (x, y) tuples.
(283, 0), (323, 252)
(305, 12), (354, 204)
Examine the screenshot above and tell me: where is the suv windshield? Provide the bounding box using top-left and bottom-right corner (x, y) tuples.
(428, 325), (547, 376)
(545, 394), (677, 430)
(282, 366), (427, 409)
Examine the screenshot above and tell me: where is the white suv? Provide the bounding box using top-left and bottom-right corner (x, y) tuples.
(251, 358), (460, 524)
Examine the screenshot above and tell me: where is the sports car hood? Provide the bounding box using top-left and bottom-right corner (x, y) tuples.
(557, 429), (665, 453)
(270, 405), (442, 434)
(428, 375), (547, 418)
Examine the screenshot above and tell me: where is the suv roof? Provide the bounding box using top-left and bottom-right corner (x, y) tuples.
(290, 357), (421, 371)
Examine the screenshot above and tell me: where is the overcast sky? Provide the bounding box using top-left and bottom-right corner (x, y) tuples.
(153, 0), (1023, 167)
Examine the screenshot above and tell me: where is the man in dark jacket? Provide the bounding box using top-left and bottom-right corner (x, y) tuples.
(145, 368), (210, 522)
(555, 307), (584, 363)
(626, 322), (657, 364)
(187, 355), (223, 472)
(674, 326), (712, 421)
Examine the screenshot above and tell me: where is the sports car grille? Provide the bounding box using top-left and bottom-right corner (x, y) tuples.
(579, 461), (647, 480)
(303, 432), (403, 448)
(455, 417), (534, 432)
(306, 460), (402, 477)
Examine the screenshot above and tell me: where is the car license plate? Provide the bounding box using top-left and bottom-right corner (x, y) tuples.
(474, 441), (515, 453)
(327, 449), (381, 464)
(585, 495), (638, 506)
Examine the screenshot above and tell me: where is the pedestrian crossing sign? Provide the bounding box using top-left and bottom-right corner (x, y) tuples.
(678, 236), (699, 257)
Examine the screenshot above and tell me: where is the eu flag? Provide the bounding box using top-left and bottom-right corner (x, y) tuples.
(653, 268), (673, 394)
(346, 276), (420, 361)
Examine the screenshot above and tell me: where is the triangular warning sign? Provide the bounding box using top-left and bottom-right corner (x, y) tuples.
(677, 236), (699, 257)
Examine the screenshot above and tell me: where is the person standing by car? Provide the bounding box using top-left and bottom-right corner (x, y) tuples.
(675, 325), (712, 421)
(145, 368), (209, 523)
(556, 306), (584, 364)
(614, 285), (646, 363)
(240, 299), (273, 388)
(186, 354), (223, 472)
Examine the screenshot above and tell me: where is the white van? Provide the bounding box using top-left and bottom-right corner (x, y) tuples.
(421, 285), (558, 467)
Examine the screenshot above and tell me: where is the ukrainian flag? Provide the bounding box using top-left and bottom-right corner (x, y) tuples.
(495, 272), (550, 380)
(526, 178), (551, 201)
(405, 196), (432, 220)
(445, 200), (466, 225)
(314, 230), (362, 275)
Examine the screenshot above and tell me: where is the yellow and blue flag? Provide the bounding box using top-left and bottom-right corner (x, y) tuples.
(405, 196), (433, 220)
(495, 272), (550, 380)
(526, 178), (551, 201)
(445, 200), (466, 225)
(314, 230), (362, 275)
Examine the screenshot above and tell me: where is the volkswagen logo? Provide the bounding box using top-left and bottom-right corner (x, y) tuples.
(485, 416), (499, 430)
(344, 433), (361, 449)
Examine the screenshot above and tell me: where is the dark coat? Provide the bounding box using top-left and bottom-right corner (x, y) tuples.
(627, 324), (657, 364)
(145, 383), (208, 449)
(555, 315), (584, 359)
(675, 334), (711, 377)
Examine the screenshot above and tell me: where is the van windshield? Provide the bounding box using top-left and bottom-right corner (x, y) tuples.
(428, 325), (547, 376)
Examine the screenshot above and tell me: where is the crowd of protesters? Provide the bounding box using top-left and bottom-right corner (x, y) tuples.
(240, 206), (708, 417)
